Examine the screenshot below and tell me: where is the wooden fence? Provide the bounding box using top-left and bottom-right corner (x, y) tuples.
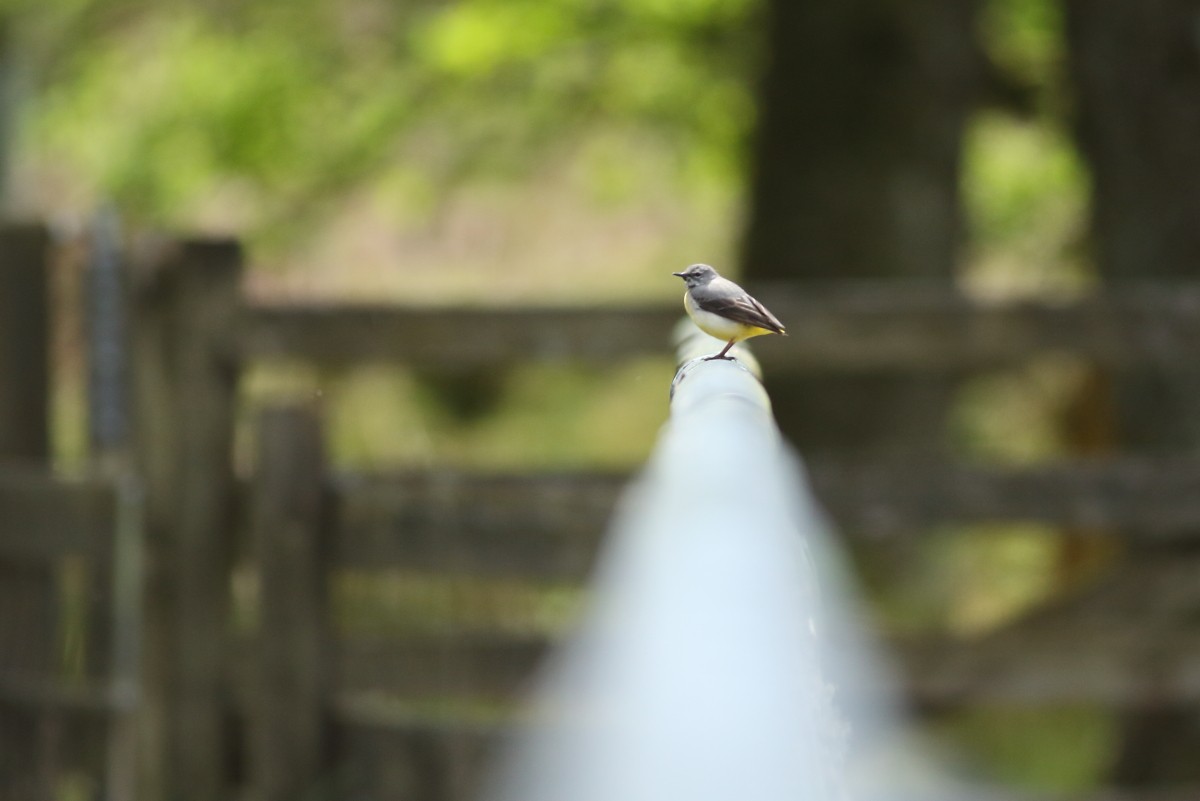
(5, 220), (1200, 799)
(238, 287), (1200, 800)
(0, 223), (140, 801)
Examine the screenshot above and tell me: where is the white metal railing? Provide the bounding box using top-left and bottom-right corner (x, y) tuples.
(483, 327), (985, 801)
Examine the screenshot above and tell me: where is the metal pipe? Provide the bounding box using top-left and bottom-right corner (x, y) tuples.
(87, 207), (129, 457)
(485, 334), (982, 801)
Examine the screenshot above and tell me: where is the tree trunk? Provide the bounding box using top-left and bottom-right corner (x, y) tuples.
(741, 0), (981, 455)
(1065, 0), (1200, 785)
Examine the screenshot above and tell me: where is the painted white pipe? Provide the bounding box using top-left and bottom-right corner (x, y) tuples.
(485, 332), (985, 801)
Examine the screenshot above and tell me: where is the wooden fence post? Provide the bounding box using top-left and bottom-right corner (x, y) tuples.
(130, 242), (179, 801)
(251, 404), (330, 801)
(161, 239), (243, 801)
(0, 222), (50, 459)
(0, 222), (55, 801)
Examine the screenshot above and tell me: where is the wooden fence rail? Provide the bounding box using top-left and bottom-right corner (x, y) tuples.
(325, 456), (1200, 580)
(226, 621), (1200, 716)
(243, 284), (1200, 369)
(0, 468), (117, 560)
(0, 467), (129, 789)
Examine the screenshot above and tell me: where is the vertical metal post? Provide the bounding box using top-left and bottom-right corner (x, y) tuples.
(84, 210), (144, 801)
(87, 208), (129, 458)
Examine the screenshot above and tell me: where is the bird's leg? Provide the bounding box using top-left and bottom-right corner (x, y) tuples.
(703, 339), (737, 361)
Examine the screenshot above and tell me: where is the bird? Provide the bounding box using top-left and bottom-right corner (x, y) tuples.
(672, 264), (786, 360)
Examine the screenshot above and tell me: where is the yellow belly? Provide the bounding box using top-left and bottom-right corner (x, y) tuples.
(683, 293), (773, 342)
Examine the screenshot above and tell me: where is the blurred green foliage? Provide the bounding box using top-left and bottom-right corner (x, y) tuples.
(964, 0), (1089, 298)
(9, 0), (758, 252)
(978, 0), (1064, 94)
(935, 704), (1116, 792)
(951, 355), (1091, 464)
(7, 0), (1089, 298)
(7, 0), (1087, 290)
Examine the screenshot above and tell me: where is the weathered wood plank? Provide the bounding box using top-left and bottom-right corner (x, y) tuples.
(243, 303), (676, 366)
(228, 635), (537, 722)
(0, 676), (133, 715)
(898, 626), (1200, 708)
(812, 456), (1200, 536)
(163, 240), (242, 801)
(334, 635), (544, 701)
(1063, 792), (1200, 801)
(332, 712), (496, 801)
(0, 694), (110, 777)
(328, 458), (1200, 577)
(233, 627), (1200, 796)
(767, 283), (1200, 370)
(0, 222), (58, 801)
(229, 623), (1200, 710)
(327, 712), (1200, 801)
(250, 405), (330, 801)
(330, 470), (627, 577)
(242, 284), (1200, 369)
(0, 222), (51, 460)
(0, 468), (116, 560)
(130, 238), (184, 801)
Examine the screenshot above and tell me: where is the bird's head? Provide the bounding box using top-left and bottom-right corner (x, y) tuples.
(672, 263), (719, 288)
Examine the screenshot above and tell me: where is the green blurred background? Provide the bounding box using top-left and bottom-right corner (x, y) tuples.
(3, 0), (1083, 300)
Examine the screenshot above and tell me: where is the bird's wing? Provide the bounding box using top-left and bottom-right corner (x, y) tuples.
(694, 286), (786, 334)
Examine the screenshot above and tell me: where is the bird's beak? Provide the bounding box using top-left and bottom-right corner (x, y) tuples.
(672, 271), (686, 278)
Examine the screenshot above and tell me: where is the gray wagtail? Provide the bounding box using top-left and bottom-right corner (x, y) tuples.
(673, 264), (787, 360)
